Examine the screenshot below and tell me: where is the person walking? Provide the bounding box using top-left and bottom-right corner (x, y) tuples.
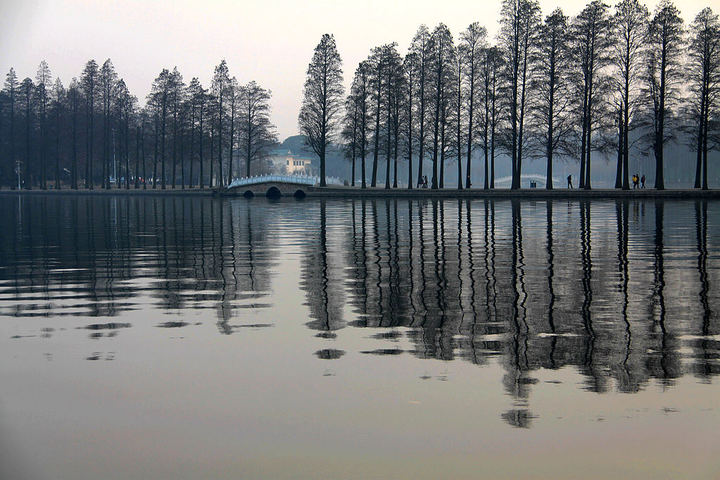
(632, 174), (638, 189)
(567, 174), (573, 189)
(641, 174), (645, 189)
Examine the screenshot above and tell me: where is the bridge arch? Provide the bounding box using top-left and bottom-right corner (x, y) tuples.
(266, 186), (282, 198)
(293, 189), (306, 199)
(243, 190), (254, 198)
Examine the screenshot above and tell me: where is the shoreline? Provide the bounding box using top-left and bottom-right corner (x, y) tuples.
(1, 186), (719, 200)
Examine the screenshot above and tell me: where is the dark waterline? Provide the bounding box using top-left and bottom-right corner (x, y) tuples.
(0, 195), (718, 479)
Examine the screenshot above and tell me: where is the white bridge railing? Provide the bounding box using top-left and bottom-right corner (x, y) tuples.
(226, 174), (344, 189)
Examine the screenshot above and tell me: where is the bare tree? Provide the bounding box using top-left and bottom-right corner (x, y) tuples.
(187, 78), (206, 188)
(169, 67), (185, 188)
(402, 53), (418, 189)
(530, 8), (574, 190)
(383, 44), (403, 189)
(298, 34), (344, 187)
(81, 60), (98, 189)
(459, 22), (486, 188)
(688, 7), (720, 190)
(409, 26), (433, 187)
(50, 78), (64, 189)
(67, 79), (80, 189)
(99, 59), (117, 189)
(612, 0), (649, 190)
(21, 77), (33, 189)
(341, 92), (359, 185)
(642, 0), (684, 190)
(480, 46), (503, 189)
(237, 81), (278, 177)
(35, 61), (52, 189)
(367, 44), (389, 187)
(429, 23), (456, 189)
(350, 61), (371, 188)
(212, 60), (230, 187)
(4, 69), (18, 189)
(226, 77), (238, 185)
(498, 0), (541, 189)
(148, 69), (171, 189)
(570, 0), (612, 190)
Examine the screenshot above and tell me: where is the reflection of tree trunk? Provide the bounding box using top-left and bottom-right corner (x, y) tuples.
(369, 201), (383, 328)
(617, 201), (631, 370)
(418, 201), (427, 328)
(320, 201), (330, 331)
(696, 201), (711, 335)
(247, 203), (256, 292)
(511, 200), (527, 370)
(696, 201), (712, 378)
(392, 201), (401, 324)
(432, 201), (443, 331)
(546, 200), (555, 334)
(361, 200), (369, 323)
(385, 201), (395, 324)
(216, 200), (232, 334)
(580, 201), (596, 385)
(408, 200), (417, 323)
(653, 200), (670, 381)
(466, 199), (480, 364)
(488, 200), (497, 322)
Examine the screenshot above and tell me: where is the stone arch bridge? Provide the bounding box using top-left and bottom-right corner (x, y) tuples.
(225, 175), (324, 198)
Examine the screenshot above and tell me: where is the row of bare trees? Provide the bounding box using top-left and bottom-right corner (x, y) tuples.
(302, 1), (719, 190)
(0, 59), (277, 189)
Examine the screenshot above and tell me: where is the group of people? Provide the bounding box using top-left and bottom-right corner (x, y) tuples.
(411, 173), (648, 189)
(632, 174), (646, 189)
(566, 174), (646, 189)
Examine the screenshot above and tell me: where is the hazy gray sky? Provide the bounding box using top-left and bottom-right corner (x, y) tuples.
(0, 0), (712, 140)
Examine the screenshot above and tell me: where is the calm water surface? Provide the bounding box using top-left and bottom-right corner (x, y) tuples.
(0, 195), (718, 479)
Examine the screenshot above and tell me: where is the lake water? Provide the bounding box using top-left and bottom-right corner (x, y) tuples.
(0, 195), (718, 479)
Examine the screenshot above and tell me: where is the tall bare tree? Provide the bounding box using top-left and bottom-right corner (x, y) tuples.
(459, 22), (486, 188)
(226, 77), (239, 185)
(148, 69), (171, 189)
(350, 61), (371, 188)
(50, 78), (64, 189)
(570, 0), (612, 190)
(81, 60), (98, 189)
(643, 0), (684, 190)
(612, 0), (649, 190)
(530, 8), (573, 190)
(298, 34), (344, 187)
(498, 0), (541, 189)
(237, 81), (278, 177)
(403, 53), (418, 189)
(688, 7), (720, 190)
(480, 47), (503, 189)
(35, 61), (52, 189)
(383, 44), (403, 189)
(67, 79), (80, 189)
(20, 77), (33, 189)
(169, 68), (185, 188)
(429, 23), (456, 189)
(212, 60), (230, 187)
(99, 59), (117, 189)
(4, 69), (18, 189)
(409, 26), (433, 187)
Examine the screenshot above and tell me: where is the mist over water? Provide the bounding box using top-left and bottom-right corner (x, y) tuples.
(1, 195), (719, 479)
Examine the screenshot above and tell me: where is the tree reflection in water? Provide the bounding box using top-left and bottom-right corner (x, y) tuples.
(0, 195), (718, 429)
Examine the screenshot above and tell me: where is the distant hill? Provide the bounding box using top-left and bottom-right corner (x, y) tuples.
(272, 135), (312, 156)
